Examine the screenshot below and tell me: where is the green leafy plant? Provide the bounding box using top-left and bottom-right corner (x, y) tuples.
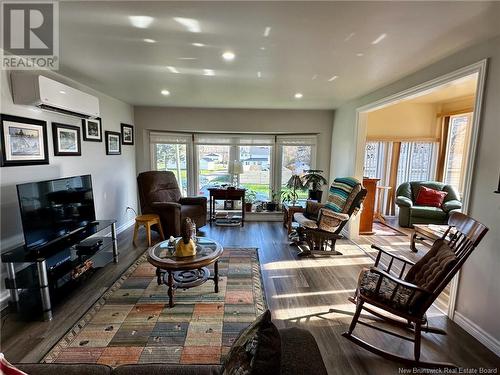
(244, 190), (257, 204)
(285, 174), (306, 205)
(303, 170), (327, 191)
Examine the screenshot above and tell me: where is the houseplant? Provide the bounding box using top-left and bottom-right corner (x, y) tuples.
(244, 190), (257, 212)
(265, 190), (281, 211)
(303, 170), (327, 202)
(285, 174), (306, 206)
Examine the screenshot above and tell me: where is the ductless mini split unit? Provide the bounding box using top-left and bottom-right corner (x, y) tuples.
(10, 73), (100, 119)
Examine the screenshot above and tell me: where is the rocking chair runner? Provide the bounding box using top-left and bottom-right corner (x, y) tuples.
(342, 211), (488, 368)
(293, 177), (367, 257)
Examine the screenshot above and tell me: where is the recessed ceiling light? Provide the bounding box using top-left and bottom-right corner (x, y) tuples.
(294, 92), (303, 99)
(166, 66), (179, 73)
(192, 42), (205, 47)
(204, 69), (215, 76)
(59, 90), (66, 94)
(371, 33), (387, 45)
(222, 51), (235, 61)
(161, 89), (170, 96)
(356, 53), (364, 57)
(143, 38), (156, 43)
(264, 27), (271, 37)
(257, 71), (262, 78)
(129, 16), (154, 29)
(328, 75), (338, 82)
(344, 32), (355, 42)
(173, 17), (200, 33)
(260, 46), (266, 51)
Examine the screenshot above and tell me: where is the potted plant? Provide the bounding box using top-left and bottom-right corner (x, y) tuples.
(265, 190), (280, 212)
(303, 170), (327, 202)
(244, 190), (257, 212)
(285, 174), (306, 206)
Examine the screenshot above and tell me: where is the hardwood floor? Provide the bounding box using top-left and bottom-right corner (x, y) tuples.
(1, 222), (498, 373)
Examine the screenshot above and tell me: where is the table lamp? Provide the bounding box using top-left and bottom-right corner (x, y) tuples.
(229, 160), (243, 187)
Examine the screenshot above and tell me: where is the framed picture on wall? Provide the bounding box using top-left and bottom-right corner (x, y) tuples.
(82, 118), (102, 142)
(105, 131), (121, 155)
(120, 123), (134, 145)
(52, 123), (81, 156)
(0, 114), (49, 167)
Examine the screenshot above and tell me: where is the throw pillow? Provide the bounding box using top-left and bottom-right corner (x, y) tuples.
(0, 353), (28, 375)
(415, 186), (448, 208)
(222, 310), (281, 375)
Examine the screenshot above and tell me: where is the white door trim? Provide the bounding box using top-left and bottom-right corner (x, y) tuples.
(350, 59), (488, 319)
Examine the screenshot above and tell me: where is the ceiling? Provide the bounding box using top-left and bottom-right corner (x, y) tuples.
(406, 73), (478, 104)
(58, 1), (500, 109)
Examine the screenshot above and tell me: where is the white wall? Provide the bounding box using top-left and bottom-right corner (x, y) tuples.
(134, 106), (333, 183)
(330, 35), (500, 352)
(0, 70), (138, 305)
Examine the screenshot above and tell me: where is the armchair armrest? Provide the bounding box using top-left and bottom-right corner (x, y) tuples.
(151, 201), (181, 211)
(395, 196), (413, 208)
(179, 196), (207, 206)
(442, 199), (462, 212)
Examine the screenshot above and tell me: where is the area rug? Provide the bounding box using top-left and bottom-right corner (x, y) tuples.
(42, 248), (266, 367)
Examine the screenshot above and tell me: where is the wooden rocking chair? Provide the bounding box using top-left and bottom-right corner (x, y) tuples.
(292, 177), (367, 257)
(342, 211), (488, 368)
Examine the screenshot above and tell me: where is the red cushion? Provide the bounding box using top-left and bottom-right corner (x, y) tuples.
(0, 354), (28, 375)
(415, 186), (448, 208)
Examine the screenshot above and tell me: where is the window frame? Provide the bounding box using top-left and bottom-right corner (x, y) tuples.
(150, 131), (318, 201)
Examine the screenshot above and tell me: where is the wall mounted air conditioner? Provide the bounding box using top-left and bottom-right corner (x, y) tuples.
(10, 73), (100, 118)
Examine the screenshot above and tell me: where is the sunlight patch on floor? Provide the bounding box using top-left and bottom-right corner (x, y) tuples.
(273, 289), (356, 299)
(263, 257), (373, 270)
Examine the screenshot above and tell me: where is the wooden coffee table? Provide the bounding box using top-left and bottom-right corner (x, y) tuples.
(410, 224), (449, 252)
(147, 237), (223, 307)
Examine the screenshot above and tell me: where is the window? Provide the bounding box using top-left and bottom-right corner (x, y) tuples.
(278, 136), (317, 200)
(364, 141), (387, 179)
(239, 146), (272, 201)
(150, 132), (318, 205)
(444, 113), (472, 195)
(197, 145), (231, 196)
(397, 141), (437, 187)
(150, 132), (191, 196)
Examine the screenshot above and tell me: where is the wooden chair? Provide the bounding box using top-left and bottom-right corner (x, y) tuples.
(342, 211), (488, 368)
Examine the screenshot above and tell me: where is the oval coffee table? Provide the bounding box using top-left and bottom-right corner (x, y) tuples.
(147, 237), (223, 307)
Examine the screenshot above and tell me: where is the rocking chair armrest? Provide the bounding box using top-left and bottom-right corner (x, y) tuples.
(320, 209), (350, 221)
(369, 267), (431, 295)
(370, 244), (416, 267)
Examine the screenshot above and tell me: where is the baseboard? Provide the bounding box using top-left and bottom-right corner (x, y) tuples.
(454, 311), (500, 356)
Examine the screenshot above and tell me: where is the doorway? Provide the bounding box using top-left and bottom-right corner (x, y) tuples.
(349, 60), (487, 318)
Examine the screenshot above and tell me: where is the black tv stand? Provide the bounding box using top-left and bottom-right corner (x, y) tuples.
(1, 220), (118, 321)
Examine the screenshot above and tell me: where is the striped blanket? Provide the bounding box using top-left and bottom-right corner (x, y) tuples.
(324, 177), (361, 213)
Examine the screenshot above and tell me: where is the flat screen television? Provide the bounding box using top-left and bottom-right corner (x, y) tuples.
(17, 175), (96, 250)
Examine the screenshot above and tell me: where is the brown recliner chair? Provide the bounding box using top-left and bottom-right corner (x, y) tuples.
(137, 171), (207, 237)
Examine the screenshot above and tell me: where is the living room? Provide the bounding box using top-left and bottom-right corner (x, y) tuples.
(0, 2), (499, 375)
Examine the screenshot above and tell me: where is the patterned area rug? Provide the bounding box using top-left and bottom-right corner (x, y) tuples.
(42, 248), (266, 367)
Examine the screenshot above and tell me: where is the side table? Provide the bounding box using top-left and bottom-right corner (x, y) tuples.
(283, 202), (306, 234)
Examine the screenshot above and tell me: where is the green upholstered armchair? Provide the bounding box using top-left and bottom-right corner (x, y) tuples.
(395, 181), (462, 227)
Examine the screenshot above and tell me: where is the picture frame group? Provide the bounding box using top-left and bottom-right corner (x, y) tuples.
(1, 113), (135, 166)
